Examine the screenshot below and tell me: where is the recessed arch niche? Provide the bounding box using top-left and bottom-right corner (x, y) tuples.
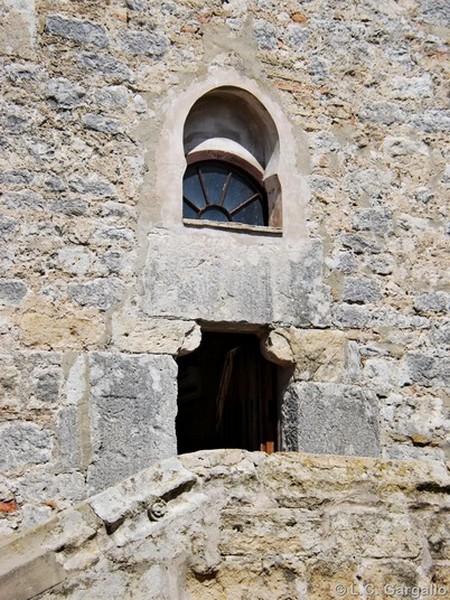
(182, 86), (282, 229)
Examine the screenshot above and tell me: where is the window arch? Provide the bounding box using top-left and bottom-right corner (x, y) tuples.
(182, 86), (282, 231)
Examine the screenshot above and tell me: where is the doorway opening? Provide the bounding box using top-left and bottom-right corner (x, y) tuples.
(176, 330), (282, 454)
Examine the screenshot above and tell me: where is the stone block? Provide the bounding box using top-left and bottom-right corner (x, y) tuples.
(0, 216), (18, 240)
(52, 191), (84, 214)
(329, 511), (422, 558)
(332, 304), (429, 330)
(0, 552), (66, 600)
(414, 292), (449, 315)
(0, 279), (27, 307)
(282, 382), (379, 457)
(119, 30), (168, 57)
(0, 169), (34, 186)
(253, 19), (278, 49)
(20, 311), (104, 349)
(57, 247), (91, 276)
(288, 329), (348, 382)
(68, 278), (124, 311)
(87, 353), (178, 492)
(0, 422), (52, 471)
(82, 113), (121, 134)
(45, 16), (108, 48)
(69, 175), (116, 197)
(0, 0), (36, 59)
(3, 190), (44, 210)
(46, 78), (85, 108)
(341, 233), (384, 254)
(111, 310), (201, 354)
(79, 52), (133, 82)
(56, 407), (82, 471)
(143, 231), (330, 327)
(343, 277), (381, 304)
(412, 110), (450, 133)
(405, 354), (450, 388)
(352, 208), (394, 235)
(392, 74), (433, 99)
(219, 508), (321, 556)
(366, 254), (395, 275)
(358, 102), (405, 125)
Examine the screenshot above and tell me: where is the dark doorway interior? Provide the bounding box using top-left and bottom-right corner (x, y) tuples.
(176, 331), (279, 454)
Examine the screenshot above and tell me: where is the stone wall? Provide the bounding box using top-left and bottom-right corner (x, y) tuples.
(0, 0), (449, 536)
(0, 451), (449, 600)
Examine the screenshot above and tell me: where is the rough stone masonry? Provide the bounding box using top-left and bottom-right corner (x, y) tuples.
(0, 0), (448, 566)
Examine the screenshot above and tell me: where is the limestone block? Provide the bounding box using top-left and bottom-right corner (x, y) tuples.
(288, 328), (348, 382)
(351, 208), (394, 235)
(343, 277), (382, 304)
(405, 353), (450, 387)
(341, 233), (384, 255)
(119, 30), (168, 57)
(56, 247), (91, 276)
(79, 53), (133, 82)
(90, 457), (196, 533)
(46, 78), (85, 109)
(261, 329), (294, 366)
(111, 307), (201, 355)
(68, 174), (116, 197)
(0, 0), (36, 59)
(0, 422), (52, 471)
(358, 101), (405, 125)
(68, 278), (124, 311)
(414, 292), (449, 315)
(20, 311), (104, 350)
(82, 113), (121, 135)
(87, 353), (178, 493)
(329, 511), (422, 558)
(219, 508), (322, 556)
(306, 559), (359, 600)
(142, 230), (330, 327)
(56, 407), (82, 471)
(45, 16), (108, 48)
(0, 279), (27, 307)
(282, 382), (379, 457)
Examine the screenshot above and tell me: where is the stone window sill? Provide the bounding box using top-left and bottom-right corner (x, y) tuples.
(183, 218), (283, 236)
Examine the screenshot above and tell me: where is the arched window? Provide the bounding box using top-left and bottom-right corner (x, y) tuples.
(183, 158), (268, 226)
(182, 86), (282, 232)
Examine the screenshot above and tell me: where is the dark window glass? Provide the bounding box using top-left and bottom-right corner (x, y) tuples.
(183, 160), (267, 226)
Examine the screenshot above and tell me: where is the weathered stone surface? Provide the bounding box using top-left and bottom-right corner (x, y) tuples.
(20, 311), (104, 349)
(282, 383), (379, 457)
(414, 292), (449, 315)
(79, 52), (133, 82)
(0, 451), (449, 600)
(82, 113), (121, 134)
(0, 422), (52, 470)
(87, 353), (178, 492)
(0, 0), (448, 551)
(143, 232), (330, 327)
(287, 328), (348, 381)
(0, 0), (36, 59)
(45, 16), (108, 48)
(342, 277), (382, 304)
(405, 353), (450, 387)
(111, 308), (201, 355)
(68, 278), (124, 311)
(46, 78), (85, 109)
(119, 30), (168, 58)
(0, 279), (27, 306)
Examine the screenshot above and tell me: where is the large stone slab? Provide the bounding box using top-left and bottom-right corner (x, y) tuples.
(282, 382), (380, 457)
(87, 353), (178, 493)
(142, 229), (330, 327)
